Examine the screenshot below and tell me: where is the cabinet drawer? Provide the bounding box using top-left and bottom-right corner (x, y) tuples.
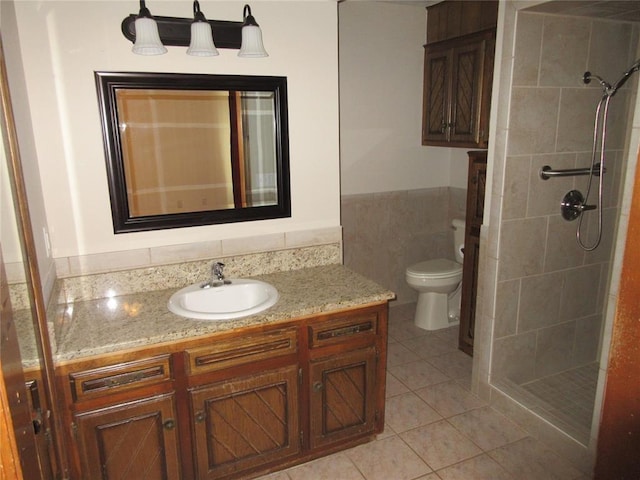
(185, 328), (298, 376)
(69, 355), (172, 402)
(308, 312), (378, 349)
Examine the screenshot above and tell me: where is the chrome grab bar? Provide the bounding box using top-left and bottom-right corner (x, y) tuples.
(540, 163), (606, 180)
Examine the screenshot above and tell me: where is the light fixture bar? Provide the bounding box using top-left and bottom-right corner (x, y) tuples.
(122, 15), (242, 49)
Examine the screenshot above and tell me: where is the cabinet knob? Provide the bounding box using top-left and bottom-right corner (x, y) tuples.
(194, 411), (206, 423)
(163, 419), (176, 430)
(313, 381), (323, 392)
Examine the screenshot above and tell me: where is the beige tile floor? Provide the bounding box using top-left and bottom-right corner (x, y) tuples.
(257, 303), (592, 480)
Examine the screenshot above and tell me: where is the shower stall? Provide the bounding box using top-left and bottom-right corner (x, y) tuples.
(475, 2), (640, 467)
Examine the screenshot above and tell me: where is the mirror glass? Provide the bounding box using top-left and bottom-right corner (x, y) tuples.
(95, 72), (291, 233)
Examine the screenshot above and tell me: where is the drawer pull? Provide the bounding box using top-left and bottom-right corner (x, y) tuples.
(313, 381), (323, 392)
(317, 321), (373, 341)
(194, 411), (205, 423)
(195, 338), (292, 366)
(68, 355), (172, 402)
(80, 366), (165, 393)
(163, 419), (176, 430)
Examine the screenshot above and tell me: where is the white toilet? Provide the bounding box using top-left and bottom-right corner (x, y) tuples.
(405, 219), (466, 331)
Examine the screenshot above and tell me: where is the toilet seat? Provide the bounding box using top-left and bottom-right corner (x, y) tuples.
(406, 258), (462, 280)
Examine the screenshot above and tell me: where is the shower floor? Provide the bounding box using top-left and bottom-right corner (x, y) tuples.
(495, 363), (599, 445)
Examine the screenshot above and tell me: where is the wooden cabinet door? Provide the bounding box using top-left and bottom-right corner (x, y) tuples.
(459, 151), (487, 356)
(465, 153), (487, 226)
(449, 38), (486, 145)
(190, 365), (300, 479)
(74, 393), (181, 480)
(422, 45), (451, 145)
(459, 231), (480, 356)
(309, 346), (377, 450)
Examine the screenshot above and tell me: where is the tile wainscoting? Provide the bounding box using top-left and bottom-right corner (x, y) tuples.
(342, 187), (467, 305)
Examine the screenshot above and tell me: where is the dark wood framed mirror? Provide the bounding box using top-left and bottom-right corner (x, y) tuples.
(95, 72), (291, 233)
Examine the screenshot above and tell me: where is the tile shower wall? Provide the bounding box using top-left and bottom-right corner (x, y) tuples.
(491, 13), (637, 386)
(342, 187), (466, 304)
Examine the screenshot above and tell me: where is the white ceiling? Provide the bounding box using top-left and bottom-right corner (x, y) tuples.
(525, 0), (640, 23)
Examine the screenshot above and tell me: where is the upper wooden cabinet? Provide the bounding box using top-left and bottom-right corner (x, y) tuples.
(425, 0), (498, 44)
(422, 1), (497, 148)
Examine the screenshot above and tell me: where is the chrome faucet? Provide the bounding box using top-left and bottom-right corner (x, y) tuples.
(201, 261), (231, 288)
(213, 261), (225, 281)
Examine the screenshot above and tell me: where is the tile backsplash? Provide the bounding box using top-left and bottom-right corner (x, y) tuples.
(53, 227), (343, 303)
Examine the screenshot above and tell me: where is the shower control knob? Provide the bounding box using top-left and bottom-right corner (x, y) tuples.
(561, 190), (595, 221)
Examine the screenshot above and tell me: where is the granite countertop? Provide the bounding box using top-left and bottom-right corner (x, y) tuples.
(51, 265), (395, 364)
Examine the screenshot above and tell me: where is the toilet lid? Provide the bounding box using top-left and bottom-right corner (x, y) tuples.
(407, 258), (463, 279)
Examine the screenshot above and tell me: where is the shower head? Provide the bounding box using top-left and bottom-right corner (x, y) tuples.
(583, 71), (611, 90)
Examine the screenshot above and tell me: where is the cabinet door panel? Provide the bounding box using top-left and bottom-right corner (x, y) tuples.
(309, 347), (377, 449)
(459, 151), (486, 356)
(190, 365), (299, 479)
(422, 47), (451, 144)
(74, 393), (180, 480)
(459, 232), (479, 356)
(450, 40), (485, 144)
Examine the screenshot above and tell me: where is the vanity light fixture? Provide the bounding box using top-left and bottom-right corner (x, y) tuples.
(187, 1), (218, 56)
(131, 0), (167, 55)
(238, 4), (268, 58)
(121, 1), (268, 57)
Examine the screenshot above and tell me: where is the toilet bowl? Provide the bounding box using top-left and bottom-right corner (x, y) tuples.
(405, 219), (465, 331)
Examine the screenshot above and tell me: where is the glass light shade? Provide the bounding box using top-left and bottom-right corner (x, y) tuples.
(132, 17), (167, 55)
(238, 25), (268, 58)
(187, 21), (219, 56)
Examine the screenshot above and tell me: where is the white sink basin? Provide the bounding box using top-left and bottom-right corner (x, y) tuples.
(168, 279), (279, 320)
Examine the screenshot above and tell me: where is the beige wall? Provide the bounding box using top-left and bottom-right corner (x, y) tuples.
(7, 1), (340, 262)
(338, 1), (473, 298)
(1, 1), (57, 297)
(338, 1), (470, 196)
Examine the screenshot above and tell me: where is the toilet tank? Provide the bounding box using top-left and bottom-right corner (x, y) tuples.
(452, 219), (466, 263)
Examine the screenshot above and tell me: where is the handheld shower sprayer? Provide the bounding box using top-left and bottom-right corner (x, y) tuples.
(610, 58), (640, 95)
(584, 58), (640, 97)
(569, 58), (640, 251)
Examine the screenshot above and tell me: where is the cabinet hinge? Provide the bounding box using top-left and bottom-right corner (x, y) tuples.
(71, 422), (78, 440)
(298, 367), (302, 385)
(299, 430), (304, 446)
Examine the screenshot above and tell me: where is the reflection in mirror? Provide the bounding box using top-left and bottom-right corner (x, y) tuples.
(95, 72), (290, 233)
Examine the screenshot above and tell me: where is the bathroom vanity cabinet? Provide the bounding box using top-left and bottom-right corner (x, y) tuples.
(55, 303), (388, 480)
(422, 0), (497, 148)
